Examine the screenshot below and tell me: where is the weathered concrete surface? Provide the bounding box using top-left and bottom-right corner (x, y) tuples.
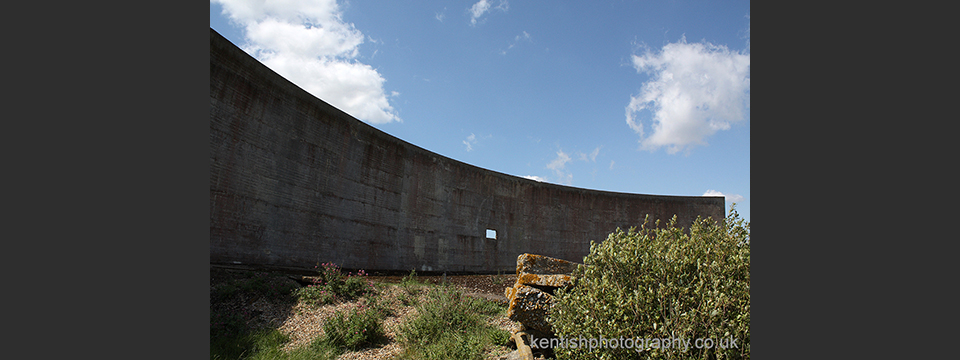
(209, 28), (725, 273)
(515, 254), (579, 288)
(506, 254), (582, 335)
(516, 253), (579, 275)
(507, 284), (555, 335)
(517, 273), (574, 289)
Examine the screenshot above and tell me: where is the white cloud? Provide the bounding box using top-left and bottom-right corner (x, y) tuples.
(500, 31), (532, 55)
(462, 133), (491, 151)
(547, 149), (571, 171)
(626, 36), (749, 154)
(468, 0), (508, 26)
(213, 0), (401, 124)
(522, 175), (546, 182)
(463, 133), (477, 151)
(436, 8), (446, 22)
(578, 146), (600, 162)
(609, 160), (615, 170)
(542, 146), (599, 185)
(703, 190), (745, 204)
(468, 0), (491, 23)
(546, 149), (573, 185)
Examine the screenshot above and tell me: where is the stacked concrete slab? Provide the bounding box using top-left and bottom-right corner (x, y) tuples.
(505, 253), (580, 335)
(503, 253), (581, 359)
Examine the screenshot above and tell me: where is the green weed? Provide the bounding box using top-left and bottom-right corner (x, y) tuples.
(397, 286), (508, 360)
(316, 302), (387, 351)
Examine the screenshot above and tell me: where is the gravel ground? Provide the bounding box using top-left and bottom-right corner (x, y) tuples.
(362, 274), (517, 303)
(211, 267), (526, 359)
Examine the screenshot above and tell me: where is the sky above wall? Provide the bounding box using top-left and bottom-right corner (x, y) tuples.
(210, 0), (751, 223)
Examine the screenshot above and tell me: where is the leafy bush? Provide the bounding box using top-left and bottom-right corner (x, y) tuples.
(549, 206), (750, 360)
(396, 269), (425, 305)
(342, 274), (372, 298)
(317, 302), (387, 351)
(296, 263), (375, 306)
(294, 285), (336, 306)
(397, 286), (508, 360)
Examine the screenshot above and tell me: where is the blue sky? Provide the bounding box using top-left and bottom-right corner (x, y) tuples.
(210, 0), (751, 223)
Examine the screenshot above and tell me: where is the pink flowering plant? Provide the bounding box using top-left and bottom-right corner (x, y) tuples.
(295, 262), (376, 306)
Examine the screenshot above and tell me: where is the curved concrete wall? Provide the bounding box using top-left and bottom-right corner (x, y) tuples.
(209, 28), (724, 273)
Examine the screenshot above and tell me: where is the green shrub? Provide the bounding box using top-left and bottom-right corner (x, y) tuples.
(397, 286), (507, 360)
(363, 294), (395, 317)
(490, 328), (513, 347)
(466, 295), (505, 317)
(549, 206), (750, 360)
(317, 302), (387, 351)
(400, 269), (421, 289)
(397, 269), (425, 305)
(342, 274), (373, 299)
(297, 263), (375, 305)
(294, 285), (336, 306)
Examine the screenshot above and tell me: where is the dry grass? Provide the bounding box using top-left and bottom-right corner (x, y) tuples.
(211, 268), (521, 360)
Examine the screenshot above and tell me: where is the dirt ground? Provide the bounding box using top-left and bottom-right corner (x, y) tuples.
(211, 267), (537, 359)
(352, 274), (516, 303)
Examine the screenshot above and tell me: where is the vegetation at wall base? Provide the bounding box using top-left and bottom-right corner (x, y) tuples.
(549, 205), (750, 360)
(295, 262), (377, 306)
(212, 264), (382, 360)
(397, 285), (509, 360)
(317, 301), (388, 351)
(211, 264), (514, 360)
(397, 269), (423, 305)
(210, 270), (302, 360)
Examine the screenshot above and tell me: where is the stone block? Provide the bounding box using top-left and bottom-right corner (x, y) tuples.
(507, 284), (555, 335)
(516, 253), (579, 276)
(516, 273), (575, 289)
(514, 253), (580, 288)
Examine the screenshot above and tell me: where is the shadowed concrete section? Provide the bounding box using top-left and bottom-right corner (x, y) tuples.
(209, 28), (724, 273)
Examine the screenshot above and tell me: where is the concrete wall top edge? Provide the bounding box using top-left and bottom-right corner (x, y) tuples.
(210, 28), (721, 204)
